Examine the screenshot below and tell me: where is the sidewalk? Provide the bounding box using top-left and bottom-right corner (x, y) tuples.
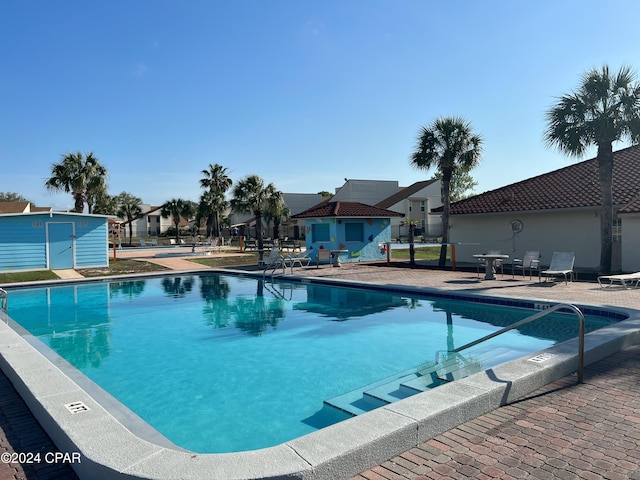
(1, 260), (640, 479)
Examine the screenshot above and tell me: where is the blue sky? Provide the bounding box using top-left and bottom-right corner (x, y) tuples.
(3, 0), (640, 210)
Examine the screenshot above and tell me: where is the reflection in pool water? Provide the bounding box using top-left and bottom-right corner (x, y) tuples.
(6, 274), (614, 453)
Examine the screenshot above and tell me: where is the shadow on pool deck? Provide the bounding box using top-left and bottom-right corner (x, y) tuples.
(2, 261), (640, 479)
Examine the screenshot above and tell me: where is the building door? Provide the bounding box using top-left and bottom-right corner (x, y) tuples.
(48, 223), (74, 269)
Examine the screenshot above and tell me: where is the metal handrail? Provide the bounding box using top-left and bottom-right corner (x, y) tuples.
(0, 288), (7, 314)
(447, 303), (585, 383)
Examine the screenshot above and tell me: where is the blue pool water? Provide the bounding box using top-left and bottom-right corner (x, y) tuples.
(6, 274), (615, 453)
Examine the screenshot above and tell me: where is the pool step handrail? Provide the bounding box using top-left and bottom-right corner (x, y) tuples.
(441, 303), (585, 383)
(0, 288), (7, 314)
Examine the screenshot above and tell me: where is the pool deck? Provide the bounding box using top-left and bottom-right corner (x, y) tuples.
(2, 255), (640, 479)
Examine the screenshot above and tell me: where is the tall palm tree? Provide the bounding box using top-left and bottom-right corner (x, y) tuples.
(264, 191), (290, 240)
(401, 217), (418, 266)
(230, 175), (278, 251)
(410, 117), (483, 267)
(545, 65), (640, 274)
(116, 192), (143, 245)
(199, 163), (232, 238)
(161, 198), (195, 242)
(45, 151), (108, 213)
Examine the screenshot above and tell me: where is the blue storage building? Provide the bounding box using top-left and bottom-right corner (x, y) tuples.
(0, 210), (110, 272)
(292, 201), (404, 264)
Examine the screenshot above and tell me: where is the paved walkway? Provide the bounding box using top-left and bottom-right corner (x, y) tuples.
(2, 257), (640, 479)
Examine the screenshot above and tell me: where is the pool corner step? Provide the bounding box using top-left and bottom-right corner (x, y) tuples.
(322, 346), (526, 418)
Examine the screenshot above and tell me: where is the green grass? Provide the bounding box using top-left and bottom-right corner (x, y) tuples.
(188, 253), (260, 268)
(390, 246), (449, 261)
(0, 247), (441, 285)
(0, 270), (60, 283)
(77, 259), (171, 278)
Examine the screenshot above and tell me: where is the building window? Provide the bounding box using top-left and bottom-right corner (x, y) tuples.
(420, 200), (425, 212)
(613, 218), (622, 243)
(312, 223), (330, 242)
(344, 222), (364, 242)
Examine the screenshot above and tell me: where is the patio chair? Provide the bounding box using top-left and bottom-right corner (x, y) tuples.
(282, 250), (312, 272)
(476, 250), (504, 278)
(140, 239), (147, 247)
(512, 251), (541, 280)
(316, 248), (333, 268)
(597, 272), (640, 289)
(262, 247), (284, 272)
(541, 251), (575, 284)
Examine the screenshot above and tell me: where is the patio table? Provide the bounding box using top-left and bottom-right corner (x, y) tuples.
(473, 253), (509, 280)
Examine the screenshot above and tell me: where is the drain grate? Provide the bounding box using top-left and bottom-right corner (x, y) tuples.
(64, 401), (90, 414)
(528, 353), (557, 363)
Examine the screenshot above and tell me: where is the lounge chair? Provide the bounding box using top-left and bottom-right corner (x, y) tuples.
(512, 251), (541, 280)
(316, 248), (333, 268)
(597, 272), (640, 289)
(261, 247), (283, 269)
(476, 250), (504, 278)
(151, 239), (158, 247)
(541, 252), (575, 284)
(140, 239), (147, 247)
(282, 250), (312, 272)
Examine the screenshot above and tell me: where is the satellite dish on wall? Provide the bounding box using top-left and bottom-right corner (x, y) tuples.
(510, 219), (523, 234)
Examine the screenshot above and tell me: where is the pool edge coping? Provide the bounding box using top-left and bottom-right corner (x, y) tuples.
(1, 270), (640, 479)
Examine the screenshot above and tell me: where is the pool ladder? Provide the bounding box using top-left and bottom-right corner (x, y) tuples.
(0, 288), (7, 314)
(438, 303), (585, 383)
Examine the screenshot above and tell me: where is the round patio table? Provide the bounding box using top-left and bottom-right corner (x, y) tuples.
(473, 253), (509, 280)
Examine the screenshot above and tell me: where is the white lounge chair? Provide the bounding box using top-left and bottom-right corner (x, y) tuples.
(541, 252), (575, 284)
(261, 247), (283, 269)
(597, 272), (640, 289)
(282, 250), (312, 272)
(512, 251), (541, 280)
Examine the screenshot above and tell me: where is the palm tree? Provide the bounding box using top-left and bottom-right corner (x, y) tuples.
(197, 191), (228, 239)
(230, 175), (278, 251)
(45, 152), (108, 213)
(161, 198), (195, 242)
(545, 65), (640, 274)
(410, 117), (483, 267)
(264, 191), (290, 241)
(0, 192), (30, 202)
(199, 164), (232, 238)
(116, 192), (143, 245)
(401, 217), (418, 266)
(91, 191), (118, 216)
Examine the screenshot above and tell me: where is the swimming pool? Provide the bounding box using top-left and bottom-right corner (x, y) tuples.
(4, 272), (616, 455)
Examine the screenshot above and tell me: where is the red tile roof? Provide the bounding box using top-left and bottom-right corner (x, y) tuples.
(292, 201), (404, 219)
(0, 201), (30, 214)
(439, 145), (640, 215)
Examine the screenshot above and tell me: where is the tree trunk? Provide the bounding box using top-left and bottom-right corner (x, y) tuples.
(408, 223), (415, 266)
(214, 211), (220, 238)
(439, 173), (452, 267)
(73, 193), (84, 214)
(597, 143), (614, 274)
(255, 214), (264, 251)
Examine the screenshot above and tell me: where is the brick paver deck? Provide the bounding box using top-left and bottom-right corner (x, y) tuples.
(2, 254), (640, 479)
